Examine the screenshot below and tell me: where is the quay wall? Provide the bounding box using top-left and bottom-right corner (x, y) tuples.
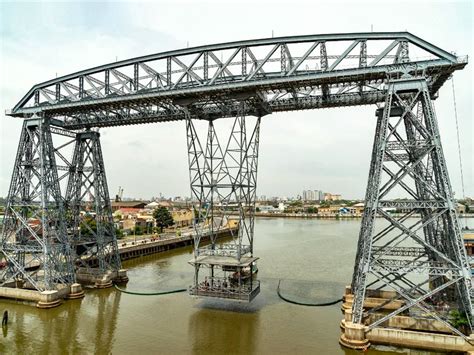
(117, 227), (236, 262)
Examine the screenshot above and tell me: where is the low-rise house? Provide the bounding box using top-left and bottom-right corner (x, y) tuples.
(258, 205), (278, 213)
(318, 206), (341, 215)
(352, 202), (365, 214)
(171, 209), (193, 227)
(111, 201), (147, 212)
(113, 208), (141, 219)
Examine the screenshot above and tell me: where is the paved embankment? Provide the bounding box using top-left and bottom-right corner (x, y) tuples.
(117, 227), (236, 261)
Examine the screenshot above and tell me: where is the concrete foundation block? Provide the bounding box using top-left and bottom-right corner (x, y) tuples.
(339, 322), (370, 350)
(65, 283), (85, 300)
(76, 269), (114, 289)
(113, 269), (129, 283)
(37, 290), (62, 309)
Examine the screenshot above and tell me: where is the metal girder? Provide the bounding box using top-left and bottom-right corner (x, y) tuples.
(8, 32), (466, 131)
(350, 78), (473, 339)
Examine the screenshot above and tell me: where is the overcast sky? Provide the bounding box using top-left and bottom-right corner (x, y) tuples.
(0, 0), (472, 200)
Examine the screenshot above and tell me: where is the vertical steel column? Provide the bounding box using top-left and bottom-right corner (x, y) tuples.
(351, 77), (473, 338)
(65, 130), (121, 275)
(0, 116), (75, 291)
(320, 42), (329, 98)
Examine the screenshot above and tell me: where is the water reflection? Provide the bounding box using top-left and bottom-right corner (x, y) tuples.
(1, 288), (121, 354)
(189, 304), (260, 355)
(93, 288), (122, 354)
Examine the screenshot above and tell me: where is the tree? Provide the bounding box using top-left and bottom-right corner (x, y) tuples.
(115, 228), (124, 239)
(153, 207), (174, 232)
(79, 216), (97, 237)
(450, 310), (470, 334)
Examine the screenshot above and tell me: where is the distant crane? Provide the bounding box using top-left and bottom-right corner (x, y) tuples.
(115, 186), (123, 202)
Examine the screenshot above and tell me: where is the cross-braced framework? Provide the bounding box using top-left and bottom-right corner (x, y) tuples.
(0, 116), (75, 291)
(186, 102), (261, 302)
(65, 130), (121, 280)
(350, 78), (473, 338)
(2, 33), (471, 341)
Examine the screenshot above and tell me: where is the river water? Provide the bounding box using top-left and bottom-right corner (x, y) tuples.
(0, 218), (443, 354)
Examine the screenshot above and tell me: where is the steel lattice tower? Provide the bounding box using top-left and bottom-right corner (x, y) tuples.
(65, 130), (122, 286)
(349, 78), (473, 338)
(186, 102), (261, 302)
(0, 116), (75, 291)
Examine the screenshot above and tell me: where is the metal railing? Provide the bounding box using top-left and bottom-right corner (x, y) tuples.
(189, 276), (260, 301)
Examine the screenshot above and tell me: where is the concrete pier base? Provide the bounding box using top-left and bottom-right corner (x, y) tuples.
(76, 268), (128, 288)
(113, 269), (129, 284)
(65, 283), (85, 300)
(339, 286), (474, 352)
(339, 322), (370, 350)
(0, 282), (84, 309)
(36, 291), (63, 309)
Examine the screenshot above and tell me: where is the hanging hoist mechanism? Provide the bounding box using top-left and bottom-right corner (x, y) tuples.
(186, 100), (263, 302)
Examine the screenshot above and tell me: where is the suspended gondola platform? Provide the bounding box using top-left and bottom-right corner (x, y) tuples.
(189, 245), (260, 302)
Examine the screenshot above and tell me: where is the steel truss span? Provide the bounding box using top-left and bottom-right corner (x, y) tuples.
(1, 32), (472, 342)
(7, 32), (466, 128)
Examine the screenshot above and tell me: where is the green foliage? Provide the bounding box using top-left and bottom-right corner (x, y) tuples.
(255, 207), (261, 212)
(306, 207), (318, 214)
(289, 201), (303, 207)
(134, 226), (143, 235)
(449, 310), (470, 334)
(115, 228), (124, 239)
(79, 217), (97, 237)
(153, 206), (174, 232)
(449, 309), (470, 335)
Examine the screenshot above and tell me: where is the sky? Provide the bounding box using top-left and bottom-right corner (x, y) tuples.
(0, 0), (472, 200)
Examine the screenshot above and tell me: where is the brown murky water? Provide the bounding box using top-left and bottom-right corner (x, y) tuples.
(0, 218), (442, 354)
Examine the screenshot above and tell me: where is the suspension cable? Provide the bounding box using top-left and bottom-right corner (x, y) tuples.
(451, 77), (468, 228)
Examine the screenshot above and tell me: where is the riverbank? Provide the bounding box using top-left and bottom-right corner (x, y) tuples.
(251, 212), (474, 219)
(116, 227), (236, 262)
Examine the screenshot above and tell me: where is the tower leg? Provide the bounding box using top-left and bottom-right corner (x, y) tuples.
(65, 130), (126, 288)
(344, 78), (473, 347)
(0, 116), (76, 306)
